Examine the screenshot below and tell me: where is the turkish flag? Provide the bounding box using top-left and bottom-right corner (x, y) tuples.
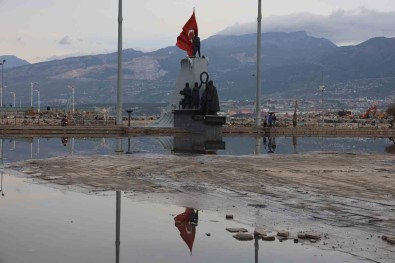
(176, 11), (198, 56)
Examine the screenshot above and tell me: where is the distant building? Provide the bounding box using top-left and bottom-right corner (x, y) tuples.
(227, 109), (254, 118)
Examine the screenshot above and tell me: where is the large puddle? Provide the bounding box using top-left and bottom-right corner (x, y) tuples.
(0, 175), (369, 263)
(0, 136), (393, 262)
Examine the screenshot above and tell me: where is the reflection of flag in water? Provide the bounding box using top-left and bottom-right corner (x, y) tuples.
(176, 11), (198, 56)
(174, 208), (196, 254)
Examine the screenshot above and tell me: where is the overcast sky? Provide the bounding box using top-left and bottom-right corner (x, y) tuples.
(1, 0), (395, 63)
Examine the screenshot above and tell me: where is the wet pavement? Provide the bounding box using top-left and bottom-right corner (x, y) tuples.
(6, 152), (395, 262)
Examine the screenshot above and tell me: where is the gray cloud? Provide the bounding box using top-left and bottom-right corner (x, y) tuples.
(219, 8), (395, 45)
(58, 35), (72, 45)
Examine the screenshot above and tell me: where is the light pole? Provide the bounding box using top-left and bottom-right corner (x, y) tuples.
(34, 89), (41, 112)
(126, 109), (133, 154)
(31, 82), (38, 107)
(319, 71), (326, 126)
(0, 59), (6, 108)
(68, 86), (75, 113)
(10, 92), (16, 108)
(319, 85), (326, 126)
(115, 0), (124, 154)
(116, 0), (123, 126)
(126, 109), (133, 127)
(255, 0), (262, 127)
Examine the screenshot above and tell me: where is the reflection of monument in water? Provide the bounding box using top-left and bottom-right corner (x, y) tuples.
(172, 134), (225, 154)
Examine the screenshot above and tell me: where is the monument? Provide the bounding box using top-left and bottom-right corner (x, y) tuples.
(154, 10), (225, 153)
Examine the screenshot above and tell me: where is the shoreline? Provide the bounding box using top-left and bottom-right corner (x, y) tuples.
(0, 125), (394, 138)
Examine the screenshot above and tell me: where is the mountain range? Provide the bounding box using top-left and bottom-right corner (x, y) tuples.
(2, 31), (395, 106)
(0, 55), (30, 69)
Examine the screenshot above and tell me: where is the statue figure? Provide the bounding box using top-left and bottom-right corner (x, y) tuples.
(179, 83), (192, 109)
(193, 33), (201, 57)
(200, 80), (219, 115)
(191, 82), (201, 109)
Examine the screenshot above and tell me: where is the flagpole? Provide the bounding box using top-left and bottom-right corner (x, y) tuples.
(116, 0), (123, 126)
(256, 0), (262, 127)
(115, 0), (124, 153)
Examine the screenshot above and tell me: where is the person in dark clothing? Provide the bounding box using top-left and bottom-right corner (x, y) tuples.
(61, 137), (69, 146)
(200, 80), (220, 115)
(179, 83), (192, 109)
(272, 113), (277, 127)
(268, 113), (273, 127)
(191, 82), (201, 109)
(193, 33), (200, 57)
(263, 115), (267, 127)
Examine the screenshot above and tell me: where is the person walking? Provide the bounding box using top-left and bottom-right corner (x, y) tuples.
(268, 113), (273, 127)
(272, 113), (277, 127)
(263, 115), (267, 127)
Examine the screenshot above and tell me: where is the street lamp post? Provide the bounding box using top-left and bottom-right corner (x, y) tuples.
(115, 0), (124, 154)
(10, 92), (15, 108)
(126, 109), (134, 154)
(34, 89), (41, 112)
(68, 86), (75, 113)
(31, 82), (38, 107)
(0, 59), (6, 108)
(319, 85), (326, 126)
(319, 71), (326, 126)
(126, 109), (133, 127)
(255, 0), (262, 127)
(116, 0), (123, 126)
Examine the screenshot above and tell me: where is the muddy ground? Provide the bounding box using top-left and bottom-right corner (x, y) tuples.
(7, 152), (395, 262)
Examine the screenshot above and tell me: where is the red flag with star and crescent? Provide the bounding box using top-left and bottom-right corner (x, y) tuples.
(176, 11), (198, 56)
